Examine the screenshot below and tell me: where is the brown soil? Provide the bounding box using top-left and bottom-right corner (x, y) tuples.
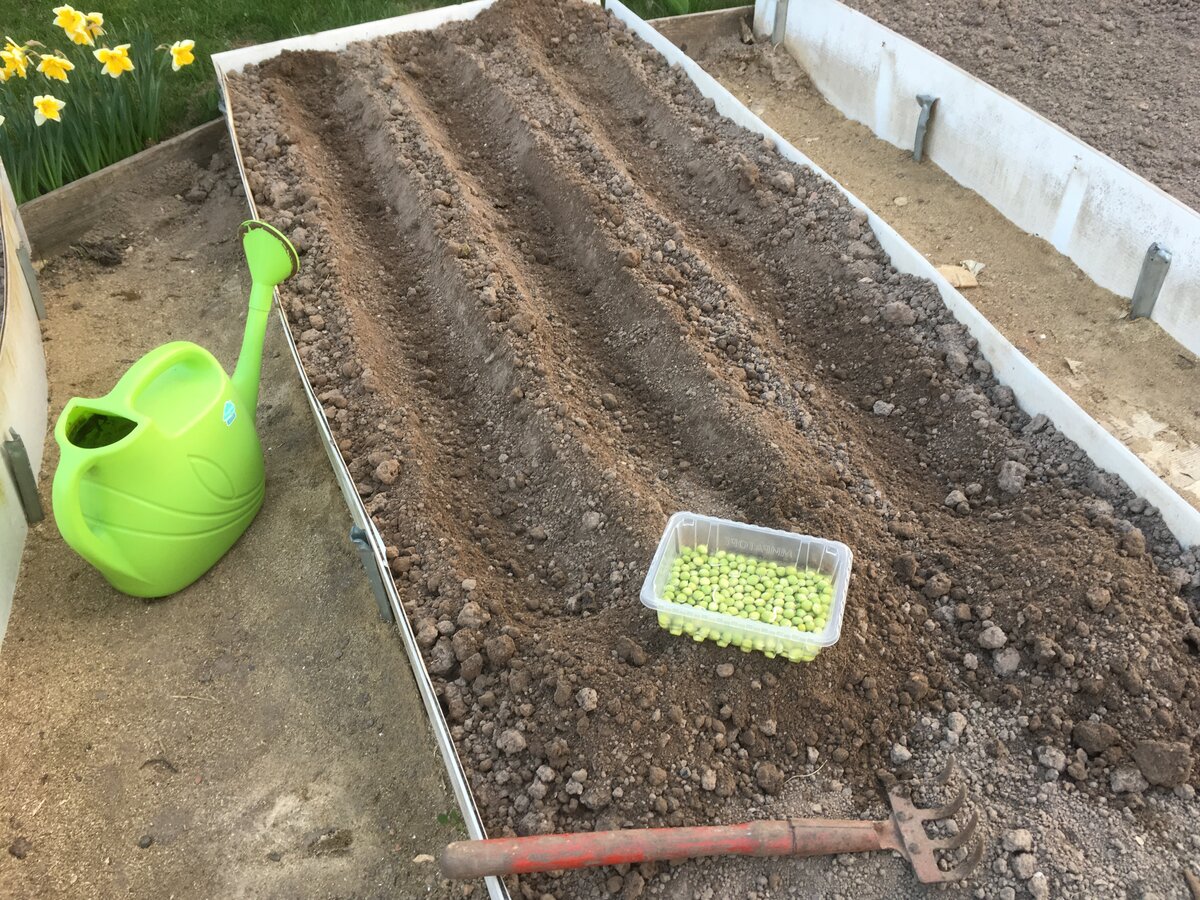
(682, 31), (1200, 510)
(226, 1), (1200, 896)
(0, 150), (460, 899)
(840, 0), (1200, 213)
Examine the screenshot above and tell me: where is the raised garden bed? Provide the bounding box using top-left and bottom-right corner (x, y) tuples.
(223, 1), (1200, 895)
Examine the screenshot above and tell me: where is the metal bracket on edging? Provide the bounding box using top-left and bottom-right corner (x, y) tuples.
(350, 525), (394, 623)
(913, 94), (938, 163)
(771, 0), (789, 46)
(1130, 243), (1171, 320)
(16, 244), (46, 320)
(3, 428), (44, 524)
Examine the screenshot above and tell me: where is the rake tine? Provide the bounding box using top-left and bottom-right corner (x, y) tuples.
(918, 783), (967, 821)
(911, 837), (985, 885)
(941, 837), (984, 881)
(928, 810), (978, 851)
(934, 759), (958, 786)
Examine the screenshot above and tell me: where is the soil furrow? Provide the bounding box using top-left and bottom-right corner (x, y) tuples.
(237, 57), (561, 615)
(450, 21), (942, 535)
(322, 55), (682, 596)
(536, 23), (975, 513)
(394, 38), (815, 528)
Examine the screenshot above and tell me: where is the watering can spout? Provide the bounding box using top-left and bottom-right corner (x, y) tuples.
(231, 220), (300, 415)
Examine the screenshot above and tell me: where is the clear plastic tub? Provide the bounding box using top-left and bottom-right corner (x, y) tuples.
(640, 512), (853, 663)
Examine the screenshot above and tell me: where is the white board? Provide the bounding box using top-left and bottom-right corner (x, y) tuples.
(0, 158), (49, 650)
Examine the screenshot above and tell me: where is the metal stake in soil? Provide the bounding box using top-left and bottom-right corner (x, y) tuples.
(772, 0), (790, 46)
(3, 428), (44, 524)
(913, 94), (938, 163)
(1130, 242), (1172, 320)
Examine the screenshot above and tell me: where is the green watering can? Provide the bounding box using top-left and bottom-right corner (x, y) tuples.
(52, 221), (299, 598)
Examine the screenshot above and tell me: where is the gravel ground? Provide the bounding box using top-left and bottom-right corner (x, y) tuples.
(840, 0), (1200, 212)
(225, 1), (1200, 896)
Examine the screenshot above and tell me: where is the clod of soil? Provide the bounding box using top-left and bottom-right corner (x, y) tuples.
(227, 0), (1200, 895)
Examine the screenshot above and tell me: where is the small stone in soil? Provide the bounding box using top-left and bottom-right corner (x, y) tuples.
(944, 489), (968, 507)
(1011, 852), (1037, 880)
(1036, 745), (1067, 773)
(1110, 766), (1149, 794)
(978, 625), (1007, 649)
(137, 835), (154, 849)
(496, 729), (527, 755)
(755, 762), (784, 795)
(997, 460), (1029, 494)
(1002, 829), (1033, 853)
(374, 458), (400, 485)
(993, 647), (1021, 676)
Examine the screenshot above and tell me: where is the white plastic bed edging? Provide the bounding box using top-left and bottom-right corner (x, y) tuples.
(0, 158), (49, 650)
(754, 0), (1200, 359)
(212, 0), (494, 73)
(610, 1), (1200, 550)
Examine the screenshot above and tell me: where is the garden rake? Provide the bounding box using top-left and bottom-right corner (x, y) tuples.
(440, 776), (983, 884)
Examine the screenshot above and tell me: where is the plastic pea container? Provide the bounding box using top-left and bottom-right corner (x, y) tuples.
(639, 512), (853, 663)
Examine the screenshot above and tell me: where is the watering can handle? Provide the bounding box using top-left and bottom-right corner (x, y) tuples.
(51, 451), (126, 576)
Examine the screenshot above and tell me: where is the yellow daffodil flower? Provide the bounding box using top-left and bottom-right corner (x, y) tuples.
(37, 53), (75, 82)
(84, 12), (105, 40)
(33, 94), (66, 126)
(1, 42), (30, 79)
(52, 5), (86, 36)
(93, 43), (133, 78)
(168, 39), (195, 72)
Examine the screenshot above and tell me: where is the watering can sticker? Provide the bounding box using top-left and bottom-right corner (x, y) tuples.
(52, 221), (299, 598)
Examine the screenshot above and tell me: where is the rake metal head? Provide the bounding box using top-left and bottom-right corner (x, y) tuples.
(886, 781), (983, 884)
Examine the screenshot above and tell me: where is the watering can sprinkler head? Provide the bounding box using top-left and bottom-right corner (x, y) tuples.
(232, 219), (300, 413)
(241, 219), (300, 294)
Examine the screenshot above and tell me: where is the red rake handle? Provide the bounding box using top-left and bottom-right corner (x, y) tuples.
(440, 819), (891, 879)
